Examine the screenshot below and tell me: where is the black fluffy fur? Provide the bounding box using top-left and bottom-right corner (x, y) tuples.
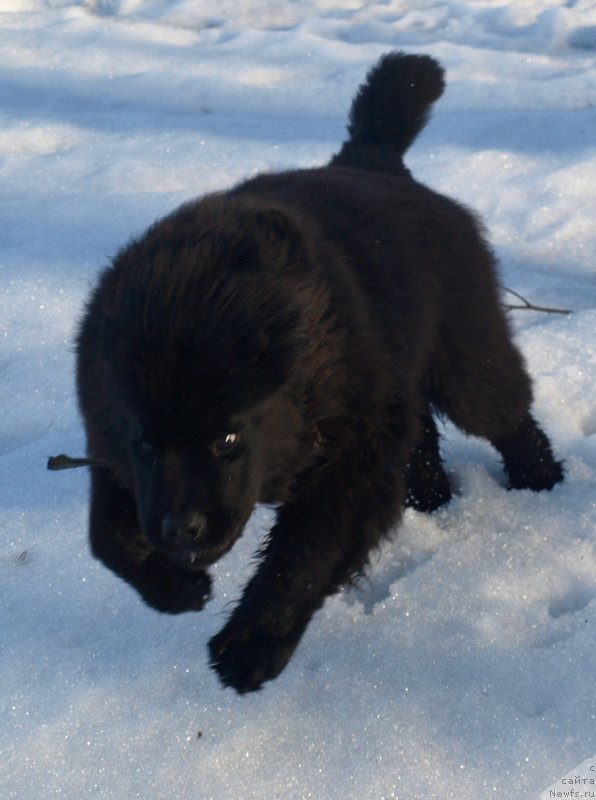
(76, 52), (563, 693)
(331, 52), (445, 173)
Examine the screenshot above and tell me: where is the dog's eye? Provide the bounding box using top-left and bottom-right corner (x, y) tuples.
(211, 433), (239, 457)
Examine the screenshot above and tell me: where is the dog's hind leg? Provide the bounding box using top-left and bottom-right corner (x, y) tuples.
(491, 413), (564, 491)
(428, 309), (563, 492)
(404, 412), (452, 512)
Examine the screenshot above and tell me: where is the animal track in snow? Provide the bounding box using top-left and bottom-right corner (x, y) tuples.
(548, 583), (594, 619)
(347, 549), (436, 615)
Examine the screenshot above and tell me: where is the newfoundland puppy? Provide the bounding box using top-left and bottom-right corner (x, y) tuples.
(75, 52), (563, 692)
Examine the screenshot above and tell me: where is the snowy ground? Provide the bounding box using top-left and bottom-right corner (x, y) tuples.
(1, 1), (595, 798)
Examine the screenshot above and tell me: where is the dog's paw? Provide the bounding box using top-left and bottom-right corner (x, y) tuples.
(404, 452), (452, 513)
(507, 458), (564, 493)
(405, 473), (452, 513)
(209, 624), (298, 693)
(137, 555), (212, 614)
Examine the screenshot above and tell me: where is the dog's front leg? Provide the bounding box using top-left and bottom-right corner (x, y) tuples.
(209, 427), (410, 692)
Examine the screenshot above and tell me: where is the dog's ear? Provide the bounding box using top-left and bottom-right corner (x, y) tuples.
(224, 206), (311, 274)
(225, 231), (261, 273)
(240, 206), (308, 272)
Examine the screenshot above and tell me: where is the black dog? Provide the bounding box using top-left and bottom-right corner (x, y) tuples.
(76, 52), (563, 692)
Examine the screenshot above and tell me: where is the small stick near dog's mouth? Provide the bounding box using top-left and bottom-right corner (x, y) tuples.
(502, 286), (572, 316)
(47, 454), (115, 471)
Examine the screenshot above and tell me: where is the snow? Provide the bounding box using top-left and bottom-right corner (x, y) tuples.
(1, 1), (595, 798)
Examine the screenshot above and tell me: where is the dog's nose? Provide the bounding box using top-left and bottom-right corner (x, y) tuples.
(161, 511), (207, 549)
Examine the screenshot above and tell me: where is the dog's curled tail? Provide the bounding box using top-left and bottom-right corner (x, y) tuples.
(330, 51), (445, 174)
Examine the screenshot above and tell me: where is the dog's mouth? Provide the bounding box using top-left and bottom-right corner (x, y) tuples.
(167, 549), (211, 571)
(156, 514), (246, 571)
(166, 544), (230, 571)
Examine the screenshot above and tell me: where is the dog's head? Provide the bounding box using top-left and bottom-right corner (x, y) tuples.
(85, 195), (341, 568)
